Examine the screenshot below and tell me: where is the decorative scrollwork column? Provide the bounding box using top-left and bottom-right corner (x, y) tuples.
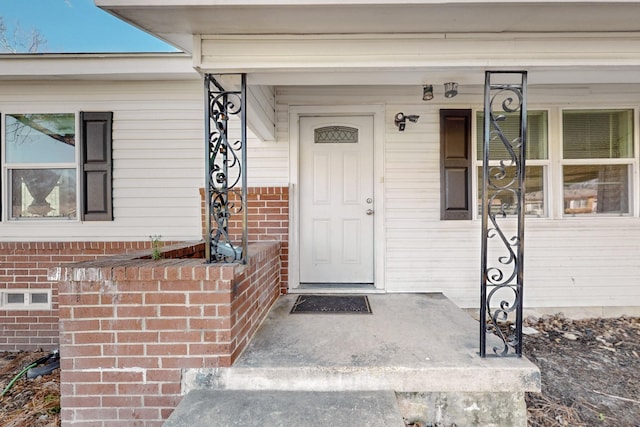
(480, 71), (527, 357)
(204, 74), (248, 263)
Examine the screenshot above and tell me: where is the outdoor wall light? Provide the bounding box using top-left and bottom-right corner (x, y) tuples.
(444, 82), (458, 98)
(422, 85), (434, 101)
(394, 112), (419, 131)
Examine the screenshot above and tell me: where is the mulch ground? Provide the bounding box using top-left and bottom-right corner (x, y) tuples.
(524, 315), (640, 427)
(0, 351), (60, 427)
(1, 315), (638, 427)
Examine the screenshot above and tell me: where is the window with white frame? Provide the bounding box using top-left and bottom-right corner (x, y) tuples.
(562, 109), (634, 216)
(5, 113), (77, 219)
(473, 108), (637, 219)
(476, 110), (549, 217)
(1, 111), (113, 221)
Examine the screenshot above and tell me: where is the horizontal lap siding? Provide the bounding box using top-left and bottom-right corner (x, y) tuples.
(0, 80), (204, 241)
(524, 220), (640, 308)
(112, 100), (202, 238)
(223, 118), (289, 186)
(246, 139), (290, 185)
(277, 85), (640, 309)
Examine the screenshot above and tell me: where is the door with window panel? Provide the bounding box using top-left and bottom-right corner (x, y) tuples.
(299, 115), (375, 284)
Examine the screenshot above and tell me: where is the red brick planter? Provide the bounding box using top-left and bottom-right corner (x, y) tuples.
(53, 241), (281, 426)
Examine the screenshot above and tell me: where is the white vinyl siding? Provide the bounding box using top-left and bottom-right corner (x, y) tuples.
(0, 79), (277, 241)
(276, 84), (640, 309)
(2, 76), (638, 310)
(0, 80), (205, 241)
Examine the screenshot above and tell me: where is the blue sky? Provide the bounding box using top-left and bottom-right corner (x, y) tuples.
(0, 0), (176, 53)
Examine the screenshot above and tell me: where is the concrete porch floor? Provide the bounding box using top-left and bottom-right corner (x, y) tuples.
(168, 293), (540, 426)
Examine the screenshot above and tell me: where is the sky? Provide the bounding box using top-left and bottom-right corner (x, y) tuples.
(0, 0), (176, 53)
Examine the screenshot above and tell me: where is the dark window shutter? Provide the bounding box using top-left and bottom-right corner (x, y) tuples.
(80, 112), (113, 221)
(440, 109), (472, 220)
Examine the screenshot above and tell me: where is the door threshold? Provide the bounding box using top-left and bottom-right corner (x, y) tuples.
(292, 283), (385, 294)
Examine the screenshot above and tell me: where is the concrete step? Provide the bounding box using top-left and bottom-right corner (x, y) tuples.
(184, 362), (538, 393)
(170, 295), (536, 426)
(182, 294), (540, 394)
(163, 390), (406, 427)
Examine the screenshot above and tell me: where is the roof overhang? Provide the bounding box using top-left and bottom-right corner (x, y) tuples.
(96, 0), (640, 53)
(0, 53), (199, 80)
(94, 1), (640, 87)
(194, 32), (640, 86)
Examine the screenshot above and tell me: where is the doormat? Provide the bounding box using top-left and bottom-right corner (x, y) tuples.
(290, 295), (372, 314)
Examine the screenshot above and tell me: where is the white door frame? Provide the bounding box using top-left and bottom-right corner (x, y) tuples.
(289, 104), (386, 291)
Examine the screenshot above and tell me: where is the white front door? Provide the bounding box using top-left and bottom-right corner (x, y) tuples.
(299, 115), (375, 284)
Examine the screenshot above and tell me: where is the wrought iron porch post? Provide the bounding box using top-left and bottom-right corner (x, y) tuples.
(480, 71), (527, 357)
(204, 74), (248, 264)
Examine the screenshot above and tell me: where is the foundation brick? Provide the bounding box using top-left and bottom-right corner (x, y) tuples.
(145, 292), (185, 305)
(101, 371), (145, 383)
(159, 305), (202, 317)
(102, 344), (145, 356)
(146, 343), (187, 356)
(159, 331), (202, 343)
(117, 356), (160, 369)
(75, 383), (117, 395)
(115, 305), (158, 318)
(145, 318), (187, 331)
(117, 383), (160, 395)
(73, 332), (115, 345)
(102, 395), (143, 407)
(146, 369), (181, 382)
(73, 357), (117, 370)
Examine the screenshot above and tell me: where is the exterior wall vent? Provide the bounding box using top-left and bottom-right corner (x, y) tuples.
(0, 290), (52, 310)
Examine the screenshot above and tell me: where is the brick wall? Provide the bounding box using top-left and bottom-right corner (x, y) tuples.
(0, 241), (159, 352)
(201, 186), (289, 293)
(1, 184), (288, 352)
(55, 241), (281, 426)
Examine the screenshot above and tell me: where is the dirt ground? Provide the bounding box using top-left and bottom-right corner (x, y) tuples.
(1, 315), (638, 427)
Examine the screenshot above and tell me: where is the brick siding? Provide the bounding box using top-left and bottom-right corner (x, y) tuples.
(201, 186), (289, 293)
(55, 241), (281, 426)
(0, 241), (158, 352)
(1, 185), (289, 352)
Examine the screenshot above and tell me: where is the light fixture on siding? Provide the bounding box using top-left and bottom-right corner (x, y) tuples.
(422, 85), (434, 101)
(444, 82), (458, 98)
(394, 112), (419, 131)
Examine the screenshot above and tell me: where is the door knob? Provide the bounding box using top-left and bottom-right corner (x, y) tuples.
(366, 209), (374, 215)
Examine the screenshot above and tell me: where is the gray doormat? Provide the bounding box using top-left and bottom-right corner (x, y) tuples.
(290, 295), (372, 314)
